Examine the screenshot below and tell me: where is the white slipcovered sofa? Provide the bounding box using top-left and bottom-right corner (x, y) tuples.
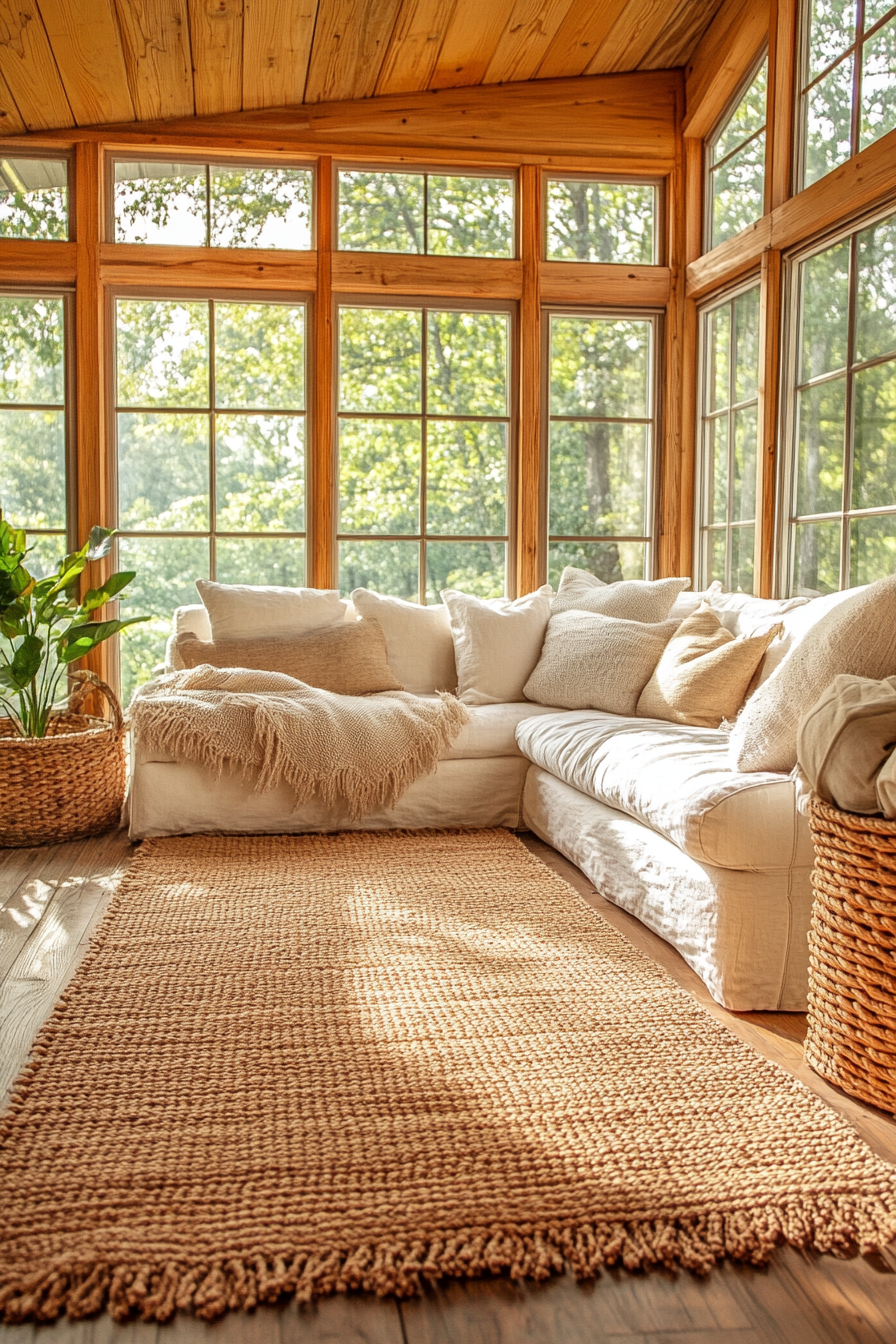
(127, 582), (882, 1014)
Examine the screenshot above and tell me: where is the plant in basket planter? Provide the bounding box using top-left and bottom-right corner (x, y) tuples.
(0, 516), (148, 848)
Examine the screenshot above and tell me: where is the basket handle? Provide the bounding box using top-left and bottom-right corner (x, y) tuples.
(68, 669), (124, 735)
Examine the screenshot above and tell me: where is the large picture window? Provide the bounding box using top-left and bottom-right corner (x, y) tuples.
(696, 285), (761, 592)
(786, 208), (896, 594)
(546, 312), (656, 584)
(337, 303), (512, 602)
(115, 296), (307, 696)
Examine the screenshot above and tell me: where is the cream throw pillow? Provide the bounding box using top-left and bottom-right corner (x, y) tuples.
(637, 603), (782, 729)
(441, 586), (553, 705)
(524, 610), (676, 715)
(350, 589), (457, 694)
(196, 580), (346, 641)
(173, 619), (403, 696)
(551, 567), (691, 621)
(729, 574), (896, 773)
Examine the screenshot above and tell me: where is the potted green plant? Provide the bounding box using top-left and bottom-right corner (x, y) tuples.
(0, 515), (148, 847)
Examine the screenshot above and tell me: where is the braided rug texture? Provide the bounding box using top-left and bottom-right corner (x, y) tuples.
(1, 828), (895, 1324)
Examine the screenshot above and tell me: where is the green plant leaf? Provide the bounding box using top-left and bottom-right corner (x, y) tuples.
(0, 633), (44, 689)
(80, 570), (136, 614)
(48, 551), (88, 596)
(87, 527), (116, 561)
(58, 615), (148, 664)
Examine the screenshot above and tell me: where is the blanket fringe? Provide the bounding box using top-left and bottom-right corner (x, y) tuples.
(3, 1197), (895, 1324)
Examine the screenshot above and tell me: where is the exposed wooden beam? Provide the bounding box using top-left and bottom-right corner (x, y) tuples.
(0, 238), (77, 283)
(187, 0), (243, 117)
(375, 0), (458, 97)
(98, 242), (318, 290)
(303, 0), (403, 104)
(0, 0), (74, 132)
(37, 0), (135, 125)
(539, 261), (671, 305)
(242, 0), (318, 110)
(112, 0), (194, 122)
(332, 253), (521, 298)
(683, 0), (769, 140)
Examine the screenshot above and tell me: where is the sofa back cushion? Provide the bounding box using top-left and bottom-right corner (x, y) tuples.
(196, 579), (347, 641)
(551, 567), (690, 621)
(730, 575), (896, 773)
(172, 619), (403, 696)
(442, 586), (553, 705)
(351, 589), (457, 694)
(524, 610), (676, 715)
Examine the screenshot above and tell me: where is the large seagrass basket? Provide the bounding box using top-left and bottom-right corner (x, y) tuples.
(805, 794), (896, 1115)
(0, 671), (126, 849)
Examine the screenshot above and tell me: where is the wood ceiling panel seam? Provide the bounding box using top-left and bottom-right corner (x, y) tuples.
(638, 0), (723, 72)
(187, 0), (243, 117)
(303, 0), (404, 106)
(0, 63), (26, 134)
(481, 0), (575, 86)
(36, 0), (136, 124)
(0, 0), (74, 131)
(584, 0), (676, 75)
(427, 0), (514, 90)
(112, 0), (195, 122)
(534, 0), (630, 81)
(242, 0), (319, 111)
(375, 0), (459, 97)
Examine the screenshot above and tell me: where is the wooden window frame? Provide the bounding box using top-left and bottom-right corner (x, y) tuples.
(0, 148), (75, 243)
(703, 47), (769, 255)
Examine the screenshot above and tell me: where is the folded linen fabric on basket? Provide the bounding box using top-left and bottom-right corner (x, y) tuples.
(128, 665), (469, 819)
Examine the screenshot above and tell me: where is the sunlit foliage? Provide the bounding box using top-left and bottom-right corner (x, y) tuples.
(708, 60), (767, 248)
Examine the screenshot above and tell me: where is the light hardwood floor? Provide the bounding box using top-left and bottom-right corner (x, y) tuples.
(1, 829), (895, 1344)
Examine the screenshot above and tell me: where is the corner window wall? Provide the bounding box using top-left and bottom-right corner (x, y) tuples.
(799, 0), (896, 189)
(697, 285), (761, 592)
(337, 303), (512, 602)
(706, 58), (768, 249)
(786, 208), (896, 594)
(115, 297), (307, 697)
(546, 312), (656, 584)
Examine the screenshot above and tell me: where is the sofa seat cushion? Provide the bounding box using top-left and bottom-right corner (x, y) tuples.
(423, 698), (564, 759)
(516, 710), (812, 872)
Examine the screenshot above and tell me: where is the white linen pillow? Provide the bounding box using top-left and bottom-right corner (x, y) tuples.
(350, 589), (457, 694)
(195, 580), (346, 641)
(551, 567), (691, 621)
(524, 609), (677, 715)
(729, 575), (896, 773)
(707, 589), (808, 637)
(754, 585), (867, 687)
(441, 586), (553, 706)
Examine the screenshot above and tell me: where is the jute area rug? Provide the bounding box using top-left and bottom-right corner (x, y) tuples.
(1, 829), (895, 1325)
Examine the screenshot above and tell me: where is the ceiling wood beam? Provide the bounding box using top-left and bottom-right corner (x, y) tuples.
(242, 0), (318, 109)
(112, 0), (194, 122)
(0, 0), (73, 131)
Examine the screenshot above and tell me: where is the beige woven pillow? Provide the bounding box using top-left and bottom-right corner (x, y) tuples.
(173, 619), (403, 696)
(637, 603), (781, 730)
(523, 610), (676, 715)
(551, 567), (691, 621)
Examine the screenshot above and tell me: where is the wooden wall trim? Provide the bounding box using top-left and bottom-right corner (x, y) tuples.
(659, 85), (688, 581)
(539, 262), (670, 306)
(0, 239), (77, 285)
(683, 0), (770, 141)
(98, 244), (318, 291)
(756, 249), (783, 597)
(311, 157), (335, 590)
(331, 253), (522, 299)
(768, 0), (798, 211)
(516, 164), (542, 596)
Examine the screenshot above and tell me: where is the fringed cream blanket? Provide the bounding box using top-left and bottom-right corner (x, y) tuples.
(128, 665), (469, 819)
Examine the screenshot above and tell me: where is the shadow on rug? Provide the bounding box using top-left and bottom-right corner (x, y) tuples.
(1, 828), (894, 1323)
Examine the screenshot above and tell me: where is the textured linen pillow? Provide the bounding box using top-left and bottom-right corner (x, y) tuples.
(524, 610), (676, 715)
(636, 603), (782, 729)
(441, 586), (553, 705)
(707, 589), (808, 637)
(173, 619), (403, 696)
(729, 574), (896, 773)
(350, 589), (457, 694)
(196, 580), (346, 641)
(551, 567), (691, 621)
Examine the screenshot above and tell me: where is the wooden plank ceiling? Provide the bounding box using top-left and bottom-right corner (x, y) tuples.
(0, 0), (724, 138)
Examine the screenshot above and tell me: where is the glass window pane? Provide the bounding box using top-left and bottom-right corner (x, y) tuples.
(861, 18), (896, 150)
(216, 536), (306, 586)
(215, 302), (305, 409)
(113, 162), (207, 246)
(548, 540), (646, 585)
(427, 176), (514, 258)
(850, 512), (896, 584)
(0, 296), (65, 404)
(0, 157), (68, 240)
(803, 56), (855, 187)
(731, 525), (756, 593)
(706, 528), (727, 585)
(866, 0), (896, 25)
(216, 414), (305, 532)
(733, 404), (758, 522)
(338, 418), (420, 535)
(852, 359), (896, 510)
(339, 307), (421, 414)
(733, 285), (761, 402)
(545, 179), (655, 264)
(712, 61), (767, 163)
(548, 421), (647, 536)
(708, 304), (731, 412)
(425, 540), (505, 603)
(210, 166), (312, 249)
(426, 310), (508, 416)
(338, 539), (419, 601)
(706, 416), (729, 523)
(117, 300), (209, 408)
(118, 535), (210, 702)
(808, 0), (857, 81)
(426, 422), (506, 536)
(792, 519), (842, 593)
(549, 317), (651, 418)
(117, 412), (209, 531)
(796, 379), (846, 515)
(799, 241), (850, 382)
(23, 533), (66, 579)
(856, 213), (896, 362)
(337, 171), (424, 253)
(0, 409), (66, 530)
(710, 132), (766, 247)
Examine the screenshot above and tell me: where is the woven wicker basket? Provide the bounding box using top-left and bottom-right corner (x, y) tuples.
(805, 794), (896, 1116)
(0, 670), (126, 849)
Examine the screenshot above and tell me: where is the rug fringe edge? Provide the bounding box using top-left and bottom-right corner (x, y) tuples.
(3, 1198), (895, 1324)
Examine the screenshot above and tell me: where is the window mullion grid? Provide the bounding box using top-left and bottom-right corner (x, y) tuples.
(842, 232), (860, 587)
(208, 300), (217, 581)
(852, 0), (865, 159)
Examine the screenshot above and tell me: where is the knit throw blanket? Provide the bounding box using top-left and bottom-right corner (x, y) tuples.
(128, 666), (469, 819)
